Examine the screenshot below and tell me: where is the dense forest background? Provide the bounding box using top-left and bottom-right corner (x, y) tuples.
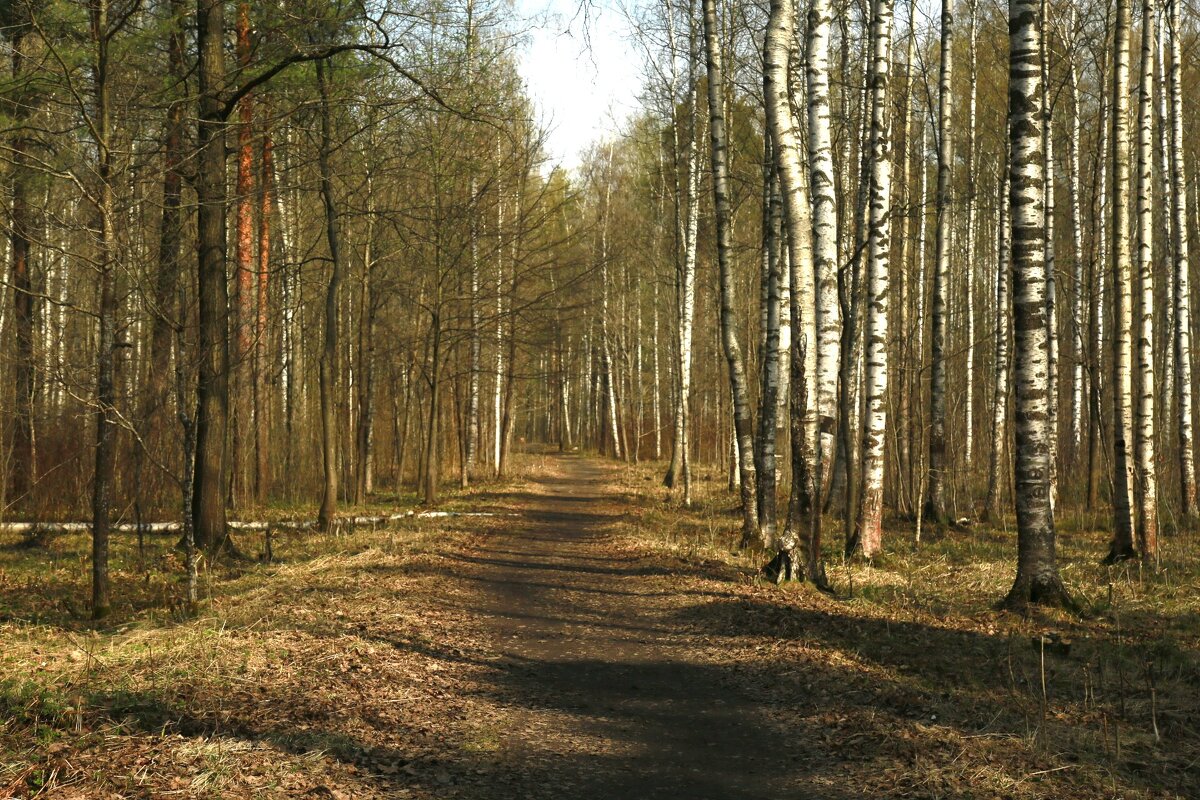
(1, 0), (1199, 613)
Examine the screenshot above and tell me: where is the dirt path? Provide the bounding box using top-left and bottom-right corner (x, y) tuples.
(443, 454), (804, 799)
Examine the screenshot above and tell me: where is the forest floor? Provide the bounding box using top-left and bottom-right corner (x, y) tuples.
(1, 452), (1198, 798)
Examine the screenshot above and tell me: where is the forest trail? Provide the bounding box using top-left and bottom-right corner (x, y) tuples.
(446, 454), (801, 799)
(5, 453), (1193, 799)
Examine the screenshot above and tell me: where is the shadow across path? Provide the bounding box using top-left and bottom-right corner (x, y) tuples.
(449, 454), (817, 799)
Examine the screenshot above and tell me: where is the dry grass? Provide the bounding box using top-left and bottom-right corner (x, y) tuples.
(1, 453), (1197, 798)
(612, 459), (1200, 799)
(0, 474), (520, 799)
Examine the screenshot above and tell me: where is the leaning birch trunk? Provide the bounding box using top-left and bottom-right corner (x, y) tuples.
(985, 163), (1011, 521)
(851, 0), (894, 559)
(1003, 0), (1070, 610)
(1167, 0), (1198, 521)
(925, 0), (954, 527)
(701, 0), (758, 544)
(1107, 0), (1137, 563)
(807, 0), (840, 507)
(764, 0), (817, 579)
(1133, 0), (1158, 567)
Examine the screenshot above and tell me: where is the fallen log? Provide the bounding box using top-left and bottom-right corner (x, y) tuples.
(0, 510), (514, 537)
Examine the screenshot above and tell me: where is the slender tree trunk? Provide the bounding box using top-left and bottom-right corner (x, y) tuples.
(136, 0), (185, 533)
(1107, 0), (1137, 563)
(1067, 33), (1086, 458)
(894, 0), (918, 515)
(925, 0), (954, 526)
(255, 121), (273, 503)
(701, 0), (758, 544)
(1155, 6), (1174, 427)
(850, 0), (894, 559)
(1003, 0), (1071, 610)
(808, 0), (840, 509)
(600, 153), (623, 461)
(316, 58), (344, 531)
(231, 1), (254, 510)
(1088, 75), (1109, 511)
(355, 205), (377, 505)
(1134, 0), (1158, 566)
(911, 122), (929, 510)
(986, 163), (1012, 521)
(669, 60), (701, 504)
(964, 0), (979, 476)
(8, 26), (35, 503)
(1041, 0), (1058, 512)
(465, 176), (481, 486)
(756, 138), (782, 541)
(193, 0), (231, 552)
(1167, 0), (1197, 521)
(89, 0), (116, 618)
(764, 0), (816, 573)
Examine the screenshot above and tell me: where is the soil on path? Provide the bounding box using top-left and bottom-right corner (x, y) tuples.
(446, 454), (807, 799)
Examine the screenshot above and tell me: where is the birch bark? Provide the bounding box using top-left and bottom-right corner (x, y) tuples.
(852, 0), (894, 558)
(1167, 0), (1197, 520)
(701, 0), (758, 543)
(925, 0), (954, 526)
(1003, 0), (1071, 610)
(1107, 0), (1137, 562)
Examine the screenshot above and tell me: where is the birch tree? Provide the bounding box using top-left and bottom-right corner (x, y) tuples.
(925, 0), (953, 527)
(1167, 0), (1197, 521)
(1041, 0), (1058, 510)
(1133, 0), (1158, 566)
(1107, 0), (1137, 563)
(764, 0), (817, 577)
(986, 162), (1011, 521)
(1003, 0), (1071, 610)
(701, 0), (757, 543)
(850, 0), (894, 559)
(807, 0), (840, 508)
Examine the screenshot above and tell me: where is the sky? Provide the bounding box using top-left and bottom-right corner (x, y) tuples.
(515, 0), (644, 172)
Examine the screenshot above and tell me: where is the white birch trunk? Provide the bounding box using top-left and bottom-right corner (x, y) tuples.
(986, 162), (1011, 520)
(925, 0), (954, 525)
(1134, 0), (1159, 566)
(1041, 0), (1058, 512)
(765, 0), (816, 560)
(853, 0), (894, 558)
(1067, 29), (1086, 453)
(701, 0), (758, 542)
(1003, 0), (1069, 609)
(1167, 0), (1197, 519)
(807, 0), (840, 504)
(964, 0), (979, 472)
(1108, 0), (1137, 561)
